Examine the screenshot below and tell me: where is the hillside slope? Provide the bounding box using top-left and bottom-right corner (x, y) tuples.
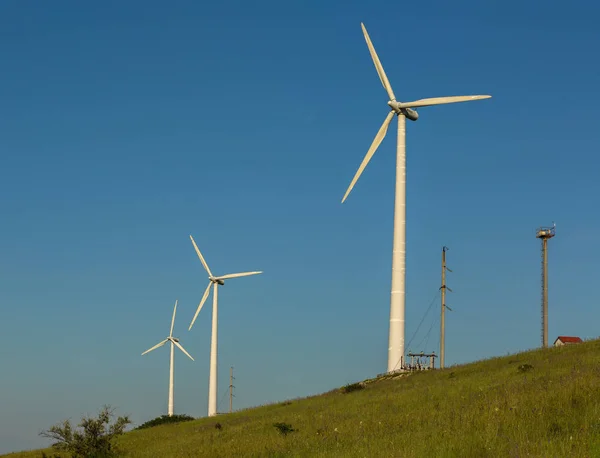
(6, 339), (600, 457)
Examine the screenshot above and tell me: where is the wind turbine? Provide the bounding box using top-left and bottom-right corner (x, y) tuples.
(341, 23), (491, 373)
(188, 234), (262, 417)
(141, 300), (194, 417)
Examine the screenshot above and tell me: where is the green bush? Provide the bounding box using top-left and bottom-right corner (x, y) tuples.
(273, 422), (296, 436)
(134, 414), (195, 430)
(39, 405), (131, 458)
(340, 382), (365, 394)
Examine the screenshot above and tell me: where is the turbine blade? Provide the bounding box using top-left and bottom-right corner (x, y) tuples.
(216, 271), (263, 280)
(342, 110), (395, 203)
(174, 340), (195, 361)
(169, 300), (178, 337)
(399, 95), (491, 109)
(141, 339), (168, 356)
(189, 281), (212, 330)
(361, 23), (396, 101)
(190, 235), (213, 277)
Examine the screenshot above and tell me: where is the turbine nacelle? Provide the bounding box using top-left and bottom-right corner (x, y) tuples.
(209, 277), (225, 285)
(169, 337), (180, 343)
(403, 107), (419, 121)
(387, 101), (420, 121)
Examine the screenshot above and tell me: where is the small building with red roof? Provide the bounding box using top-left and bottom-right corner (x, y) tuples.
(553, 336), (583, 347)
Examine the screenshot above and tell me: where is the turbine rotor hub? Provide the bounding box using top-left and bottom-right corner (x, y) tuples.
(386, 100), (418, 120)
(387, 100), (402, 114)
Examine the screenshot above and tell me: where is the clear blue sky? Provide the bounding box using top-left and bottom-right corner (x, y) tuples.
(2, 0), (600, 453)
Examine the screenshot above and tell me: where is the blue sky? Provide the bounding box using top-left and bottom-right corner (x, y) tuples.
(2, 0), (600, 453)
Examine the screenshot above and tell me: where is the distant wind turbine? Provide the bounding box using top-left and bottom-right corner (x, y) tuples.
(188, 235), (262, 417)
(341, 23), (491, 373)
(142, 300), (194, 417)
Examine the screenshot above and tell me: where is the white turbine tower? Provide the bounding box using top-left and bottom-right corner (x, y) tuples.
(141, 300), (194, 417)
(342, 23), (491, 373)
(188, 234), (262, 417)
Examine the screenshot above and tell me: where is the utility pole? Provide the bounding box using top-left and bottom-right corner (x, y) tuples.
(440, 246), (453, 369)
(229, 366), (235, 413)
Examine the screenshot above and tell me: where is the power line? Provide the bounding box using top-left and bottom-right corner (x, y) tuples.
(217, 382), (231, 413)
(421, 312), (437, 351)
(405, 290), (440, 350)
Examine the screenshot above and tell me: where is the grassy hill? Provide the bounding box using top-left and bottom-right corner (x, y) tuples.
(5, 339), (600, 457)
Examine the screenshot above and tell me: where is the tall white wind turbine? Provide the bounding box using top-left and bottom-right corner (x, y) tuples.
(342, 23), (491, 373)
(142, 300), (194, 417)
(188, 234), (262, 417)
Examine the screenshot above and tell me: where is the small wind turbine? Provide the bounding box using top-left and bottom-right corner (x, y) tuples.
(342, 23), (491, 373)
(188, 235), (262, 417)
(141, 300), (194, 417)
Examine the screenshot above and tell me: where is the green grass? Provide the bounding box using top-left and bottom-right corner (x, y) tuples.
(6, 339), (600, 457)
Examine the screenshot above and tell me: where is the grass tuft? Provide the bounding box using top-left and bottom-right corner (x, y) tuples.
(517, 363), (534, 373)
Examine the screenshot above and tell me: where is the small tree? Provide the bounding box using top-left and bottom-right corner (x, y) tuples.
(40, 405), (131, 458)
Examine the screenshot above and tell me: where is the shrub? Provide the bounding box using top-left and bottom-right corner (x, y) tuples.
(273, 422), (296, 436)
(518, 363), (534, 373)
(134, 414), (195, 430)
(340, 382), (365, 394)
(39, 405), (131, 458)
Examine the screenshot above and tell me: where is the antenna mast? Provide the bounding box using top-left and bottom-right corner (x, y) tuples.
(536, 223), (556, 348)
(440, 246), (452, 368)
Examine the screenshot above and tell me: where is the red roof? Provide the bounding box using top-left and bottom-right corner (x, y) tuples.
(556, 336), (582, 343)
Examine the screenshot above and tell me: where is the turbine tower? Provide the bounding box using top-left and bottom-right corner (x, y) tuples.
(341, 23), (491, 373)
(188, 235), (262, 417)
(536, 222), (555, 348)
(142, 300), (194, 417)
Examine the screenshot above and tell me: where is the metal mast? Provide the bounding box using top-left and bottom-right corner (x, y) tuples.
(536, 223), (555, 348)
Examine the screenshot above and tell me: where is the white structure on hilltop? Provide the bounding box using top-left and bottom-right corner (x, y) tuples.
(341, 22), (491, 373)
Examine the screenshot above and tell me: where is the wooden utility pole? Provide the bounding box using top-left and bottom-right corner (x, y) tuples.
(229, 366), (235, 413)
(440, 246), (452, 369)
